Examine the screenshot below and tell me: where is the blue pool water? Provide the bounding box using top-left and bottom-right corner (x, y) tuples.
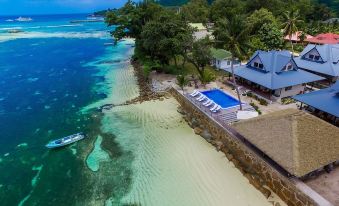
(202, 89), (240, 109)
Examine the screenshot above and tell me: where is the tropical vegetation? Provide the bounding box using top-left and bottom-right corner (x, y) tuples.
(105, 0), (338, 106)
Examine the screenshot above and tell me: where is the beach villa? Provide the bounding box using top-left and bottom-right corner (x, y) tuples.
(293, 81), (339, 126)
(284, 31), (313, 43)
(305, 33), (339, 44)
(294, 44), (339, 82)
(210, 48), (241, 70)
(232, 109), (339, 178)
(188, 23), (212, 40)
(227, 50), (324, 102)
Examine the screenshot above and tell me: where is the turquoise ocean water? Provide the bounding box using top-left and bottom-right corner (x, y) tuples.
(0, 14), (136, 205)
(0, 14), (286, 206)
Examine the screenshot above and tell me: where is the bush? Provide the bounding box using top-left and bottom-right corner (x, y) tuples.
(250, 102), (262, 115)
(199, 70), (216, 85)
(246, 92), (253, 97)
(259, 98), (268, 106)
(247, 92), (268, 106)
(281, 97), (296, 105)
(143, 65), (151, 79)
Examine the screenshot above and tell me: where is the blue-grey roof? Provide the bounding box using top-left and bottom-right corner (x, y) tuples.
(294, 44), (339, 77)
(293, 82), (339, 117)
(226, 50), (325, 90)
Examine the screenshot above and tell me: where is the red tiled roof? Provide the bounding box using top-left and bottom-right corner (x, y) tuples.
(284, 31), (313, 42)
(305, 33), (339, 44)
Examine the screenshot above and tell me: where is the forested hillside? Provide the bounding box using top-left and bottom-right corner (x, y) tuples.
(158, 0), (213, 6)
(158, 0), (338, 16)
(319, 0), (339, 15)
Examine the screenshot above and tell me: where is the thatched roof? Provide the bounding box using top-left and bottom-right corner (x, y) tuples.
(232, 109), (339, 177)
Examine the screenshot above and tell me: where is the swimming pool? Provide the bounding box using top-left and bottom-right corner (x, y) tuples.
(202, 89), (240, 109)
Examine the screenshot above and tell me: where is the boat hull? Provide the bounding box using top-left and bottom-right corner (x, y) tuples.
(46, 133), (85, 149)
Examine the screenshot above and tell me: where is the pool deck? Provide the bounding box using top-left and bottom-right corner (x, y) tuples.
(186, 91), (256, 125)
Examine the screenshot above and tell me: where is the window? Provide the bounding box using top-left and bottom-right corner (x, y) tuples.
(227, 61), (231, 65)
(285, 86), (293, 91)
(306, 53), (321, 61)
(253, 61), (264, 69)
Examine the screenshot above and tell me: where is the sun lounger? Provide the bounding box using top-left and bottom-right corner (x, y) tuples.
(205, 101), (214, 107)
(190, 90), (199, 97)
(198, 96), (206, 102)
(196, 94), (204, 100)
(202, 99), (211, 106)
(196, 94), (204, 101)
(212, 105), (222, 113)
(210, 104), (218, 111)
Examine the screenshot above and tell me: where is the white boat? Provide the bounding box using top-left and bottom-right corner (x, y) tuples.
(46, 133), (85, 149)
(5, 19), (14, 22)
(15, 17), (33, 22)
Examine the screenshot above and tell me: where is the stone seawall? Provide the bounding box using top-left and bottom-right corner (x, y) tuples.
(169, 88), (332, 206)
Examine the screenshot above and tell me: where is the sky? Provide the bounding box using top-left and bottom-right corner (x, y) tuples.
(0, 0), (133, 15)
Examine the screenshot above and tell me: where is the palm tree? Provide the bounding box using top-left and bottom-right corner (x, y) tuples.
(282, 10), (303, 56)
(176, 75), (189, 93)
(213, 15), (251, 110)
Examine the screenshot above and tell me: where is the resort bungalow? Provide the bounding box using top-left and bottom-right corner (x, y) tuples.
(284, 31), (313, 43)
(293, 82), (339, 126)
(305, 33), (339, 45)
(294, 44), (339, 82)
(232, 109), (339, 178)
(188, 23), (213, 40)
(210, 48), (241, 70)
(228, 50), (324, 102)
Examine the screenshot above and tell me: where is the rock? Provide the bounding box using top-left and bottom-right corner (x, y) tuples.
(194, 127), (203, 135)
(191, 118), (199, 128)
(201, 129), (212, 140)
(215, 141), (224, 151)
(177, 107), (185, 115)
(225, 153), (234, 161)
(260, 187), (272, 199)
(159, 97), (164, 101)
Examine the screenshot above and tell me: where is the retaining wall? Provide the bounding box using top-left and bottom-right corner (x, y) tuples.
(170, 88), (332, 206)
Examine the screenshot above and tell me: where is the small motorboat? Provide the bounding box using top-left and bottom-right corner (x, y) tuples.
(46, 133), (85, 149)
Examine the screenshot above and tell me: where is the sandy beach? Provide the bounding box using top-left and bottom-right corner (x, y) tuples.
(101, 97), (286, 206)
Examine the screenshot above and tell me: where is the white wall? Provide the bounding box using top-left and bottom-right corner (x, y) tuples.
(193, 30), (212, 40)
(213, 59), (241, 70)
(271, 84), (305, 101)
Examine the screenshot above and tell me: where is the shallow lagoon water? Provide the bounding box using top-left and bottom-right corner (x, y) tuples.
(0, 14), (286, 206)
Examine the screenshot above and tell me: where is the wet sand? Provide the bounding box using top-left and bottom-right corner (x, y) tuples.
(102, 98), (286, 206)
